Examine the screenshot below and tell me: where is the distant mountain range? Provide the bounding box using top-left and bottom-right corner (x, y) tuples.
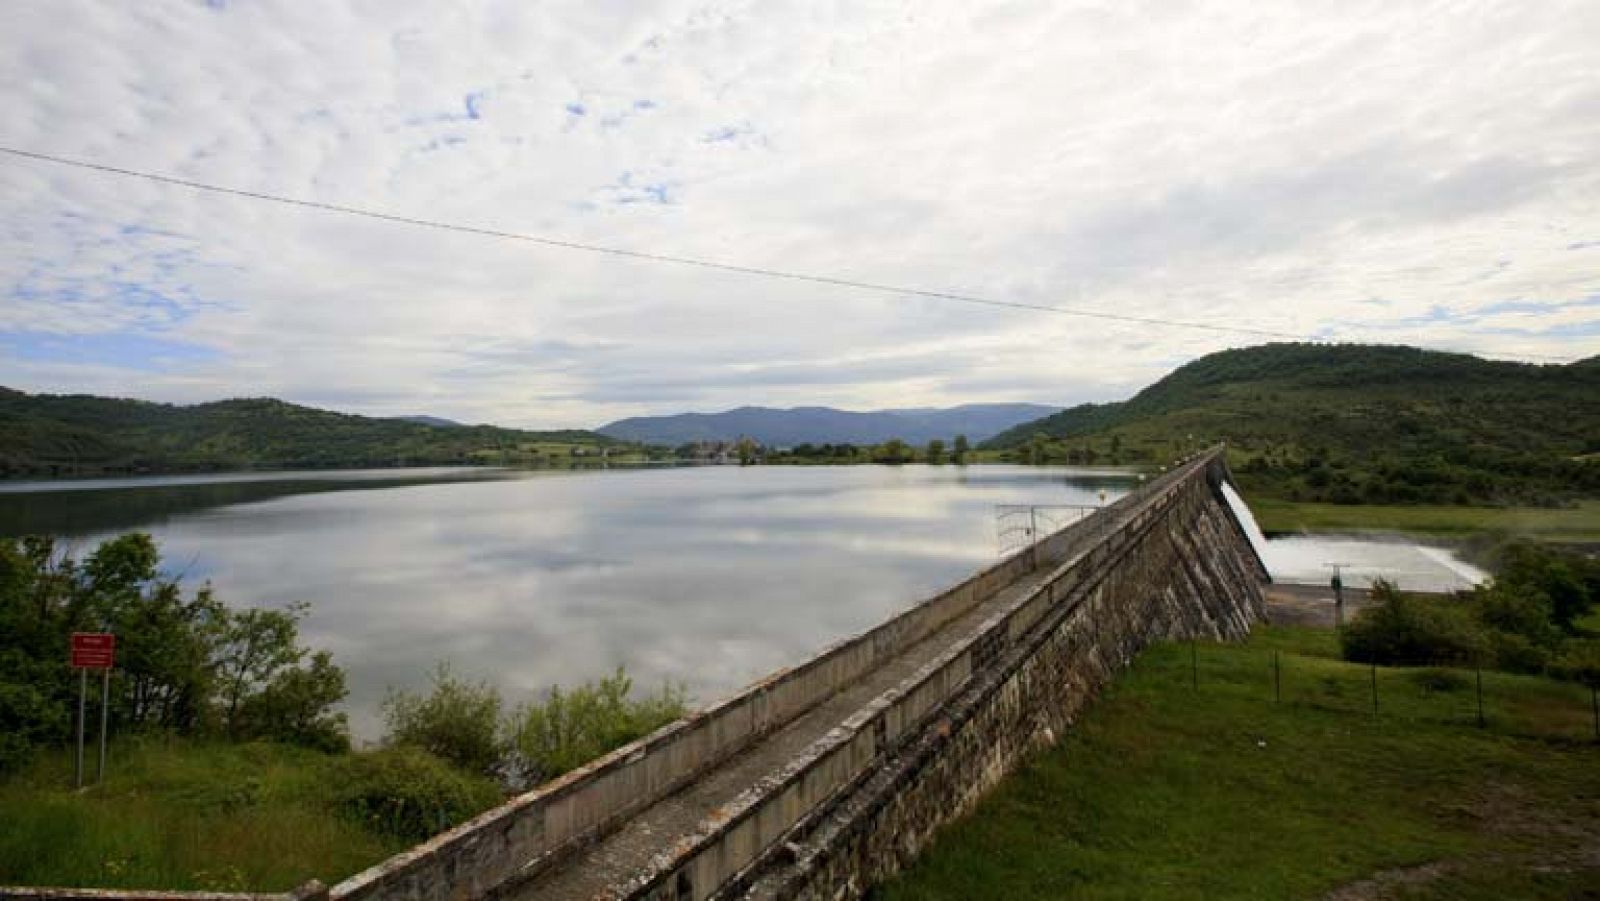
(598, 404), (1060, 447)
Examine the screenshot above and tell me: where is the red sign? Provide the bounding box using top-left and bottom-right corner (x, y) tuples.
(70, 633), (116, 669)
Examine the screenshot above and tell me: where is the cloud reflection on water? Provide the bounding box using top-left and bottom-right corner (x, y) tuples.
(12, 465), (1134, 739)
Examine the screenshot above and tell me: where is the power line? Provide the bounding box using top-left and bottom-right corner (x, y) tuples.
(0, 144), (1580, 362)
(0, 145), (1303, 340)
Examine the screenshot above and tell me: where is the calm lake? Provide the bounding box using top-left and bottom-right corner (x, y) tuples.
(0, 464), (1133, 738)
(0, 465), (1483, 739)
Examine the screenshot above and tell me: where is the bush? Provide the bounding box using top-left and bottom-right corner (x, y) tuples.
(1484, 631), (1552, 675)
(234, 651), (350, 753)
(333, 746), (502, 841)
(1340, 581), (1489, 667)
(510, 669), (688, 785)
(1549, 639), (1600, 688)
(1481, 541), (1599, 632)
(381, 663), (504, 778)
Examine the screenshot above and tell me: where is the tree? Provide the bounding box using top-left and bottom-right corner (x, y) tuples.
(235, 650), (349, 751)
(214, 603), (311, 736)
(873, 439), (914, 464)
(0, 533), (348, 771)
(383, 662), (505, 778)
(1025, 433), (1050, 465)
(926, 439), (947, 465)
(953, 434), (970, 464)
(1493, 543), (1597, 631)
(736, 437), (759, 466)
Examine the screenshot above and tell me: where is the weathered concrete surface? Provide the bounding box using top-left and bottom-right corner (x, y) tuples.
(0, 880), (326, 901)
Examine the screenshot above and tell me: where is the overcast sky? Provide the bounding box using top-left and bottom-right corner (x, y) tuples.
(2, 0), (1596, 429)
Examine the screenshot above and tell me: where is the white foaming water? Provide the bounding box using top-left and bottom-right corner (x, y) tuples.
(1222, 480), (1485, 594)
(1220, 480), (1272, 572)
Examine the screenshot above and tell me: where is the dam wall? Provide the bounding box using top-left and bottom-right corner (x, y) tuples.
(740, 450), (1265, 898)
(637, 450), (1265, 899)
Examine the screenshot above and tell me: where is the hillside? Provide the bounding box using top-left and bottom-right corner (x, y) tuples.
(985, 343), (1600, 505)
(598, 403), (1058, 447)
(0, 389), (617, 478)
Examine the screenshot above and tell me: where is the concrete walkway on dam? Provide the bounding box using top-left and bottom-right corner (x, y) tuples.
(514, 551), (1065, 899)
(512, 505), (1153, 900)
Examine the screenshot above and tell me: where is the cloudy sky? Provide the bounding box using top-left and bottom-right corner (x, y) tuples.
(2, 0), (1597, 429)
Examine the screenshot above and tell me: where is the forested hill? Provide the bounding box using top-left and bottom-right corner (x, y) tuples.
(985, 343), (1600, 505)
(0, 389), (618, 478)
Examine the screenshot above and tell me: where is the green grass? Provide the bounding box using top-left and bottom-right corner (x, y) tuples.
(1251, 497), (1600, 542)
(0, 737), (411, 892)
(879, 628), (1600, 901)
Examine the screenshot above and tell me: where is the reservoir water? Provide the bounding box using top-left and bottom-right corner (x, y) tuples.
(0, 465), (1486, 738)
(0, 464), (1133, 738)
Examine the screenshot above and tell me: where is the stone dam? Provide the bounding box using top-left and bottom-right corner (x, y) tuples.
(3, 447), (1267, 901)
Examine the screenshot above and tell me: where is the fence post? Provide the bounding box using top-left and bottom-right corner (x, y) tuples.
(1370, 664), (1378, 718)
(75, 668), (86, 789)
(1191, 639), (1198, 690)
(1475, 667), (1485, 729)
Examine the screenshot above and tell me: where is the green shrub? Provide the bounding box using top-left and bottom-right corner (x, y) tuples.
(1548, 639), (1600, 688)
(510, 669), (688, 785)
(1484, 630), (1552, 675)
(1472, 581), (1563, 652)
(1340, 581), (1488, 667)
(1481, 541), (1600, 631)
(381, 663), (504, 777)
(234, 651), (350, 753)
(333, 746), (501, 842)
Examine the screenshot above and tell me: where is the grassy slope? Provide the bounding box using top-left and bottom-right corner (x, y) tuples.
(0, 737), (410, 892)
(881, 627), (1600, 900)
(0, 388), (619, 477)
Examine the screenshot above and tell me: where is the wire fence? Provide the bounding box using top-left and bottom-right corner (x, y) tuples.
(1181, 639), (1600, 743)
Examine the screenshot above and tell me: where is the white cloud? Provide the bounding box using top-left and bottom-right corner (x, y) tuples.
(2, 0), (1596, 427)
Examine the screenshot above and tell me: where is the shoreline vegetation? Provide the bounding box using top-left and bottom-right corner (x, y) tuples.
(8, 343), (1596, 553)
(0, 532), (686, 891)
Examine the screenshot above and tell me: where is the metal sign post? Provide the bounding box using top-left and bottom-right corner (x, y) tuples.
(75, 668), (86, 789)
(99, 667), (111, 782)
(69, 632), (115, 788)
